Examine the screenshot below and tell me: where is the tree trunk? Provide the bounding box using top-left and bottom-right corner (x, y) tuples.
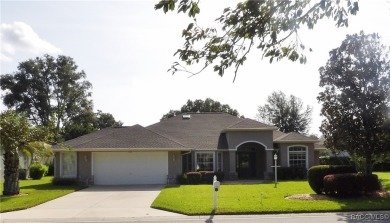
(365, 152), (373, 175)
(3, 150), (20, 195)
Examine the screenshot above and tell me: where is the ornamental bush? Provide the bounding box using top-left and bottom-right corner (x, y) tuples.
(307, 165), (356, 194)
(323, 173), (381, 197)
(186, 172), (201, 184)
(29, 163), (48, 180)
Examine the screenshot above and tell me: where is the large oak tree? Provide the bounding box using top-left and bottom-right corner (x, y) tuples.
(256, 91), (312, 134)
(155, 0), (359, 81)
(318, 32), (390, 174)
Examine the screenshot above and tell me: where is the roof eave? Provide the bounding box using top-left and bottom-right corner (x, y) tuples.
(52, 147), (191, 152)
(222, 127), (278, 133)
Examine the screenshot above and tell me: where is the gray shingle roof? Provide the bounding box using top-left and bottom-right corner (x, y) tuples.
(55, 124), (186, 150)
(226, 118), (277, 130)
(274, 132), (319, 143)
(147, 113), (244, 149)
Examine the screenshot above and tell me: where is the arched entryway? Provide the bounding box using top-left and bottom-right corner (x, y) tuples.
(236, 142), (266, 179)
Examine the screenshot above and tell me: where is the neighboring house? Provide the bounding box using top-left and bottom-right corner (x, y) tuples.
(0, 150), (31, 180)
(53, 112), (323, 185)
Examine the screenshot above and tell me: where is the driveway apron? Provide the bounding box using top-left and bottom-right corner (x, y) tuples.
(0, 185), (182, 221)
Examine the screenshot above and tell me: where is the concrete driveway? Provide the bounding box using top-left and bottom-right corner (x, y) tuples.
(0, 185), (182, 222)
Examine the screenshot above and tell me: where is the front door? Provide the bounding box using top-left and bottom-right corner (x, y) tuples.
(236, 151), (256, 178)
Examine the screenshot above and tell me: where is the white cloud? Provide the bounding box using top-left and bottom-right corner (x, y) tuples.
(0, 21), (62, 62)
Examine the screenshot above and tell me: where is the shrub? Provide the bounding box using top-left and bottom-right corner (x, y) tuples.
(323, 173), (381, 197)
(278, 167), (307, 180)
(319, 156), (352, 165)
(307, 165), (356, 194)
(373, 162), (390, 171)
(186, 172), (201, 184)
(52, 177), (78, 186)
(19, 169), (27, 180)
(215, 171), (225, 182)
(29, 163), (48, 180)
(47, 162), (55, 176)
(176, 174), (187, 184)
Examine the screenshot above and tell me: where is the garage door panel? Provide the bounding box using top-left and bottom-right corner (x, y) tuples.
(93, 152), (168, 185)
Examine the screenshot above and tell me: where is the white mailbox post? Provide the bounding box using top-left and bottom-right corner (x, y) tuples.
(212, 175), (220, 210)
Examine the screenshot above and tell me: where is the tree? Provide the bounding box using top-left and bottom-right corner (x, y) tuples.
(63, 110), (123, 140)
(318, 32), (390, 175)
(155, 0), (359, 81)
(0, 110), (52, 195)
(0, 54), (93, 141)
(256, 91), (312, 134)
(161, 98), (239, 120)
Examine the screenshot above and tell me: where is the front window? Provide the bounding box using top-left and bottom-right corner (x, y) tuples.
(288, 146), (307, 168)
(61, 152), (77, 177)
(196, 152), (214, 171)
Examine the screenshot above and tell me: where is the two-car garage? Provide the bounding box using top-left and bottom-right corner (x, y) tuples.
(92, 151), (168, 185)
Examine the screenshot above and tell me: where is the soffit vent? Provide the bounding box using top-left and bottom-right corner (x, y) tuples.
(182, 114), (191, 120)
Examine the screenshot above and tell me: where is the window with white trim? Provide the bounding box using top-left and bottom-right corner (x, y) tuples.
(61, 152), (77, 177)
(196, 152), (214, 171)
(288, 146), (307, 168)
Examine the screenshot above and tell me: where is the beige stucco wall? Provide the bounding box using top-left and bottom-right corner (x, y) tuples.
(277, 143), (316, 168)
(226, 131), (274, 150)
(78, 152), (92, 183)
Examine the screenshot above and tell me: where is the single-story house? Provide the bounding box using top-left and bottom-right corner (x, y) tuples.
(53, 112), (323, 185)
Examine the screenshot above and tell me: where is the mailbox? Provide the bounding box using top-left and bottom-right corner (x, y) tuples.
(213, 180), (220, 192)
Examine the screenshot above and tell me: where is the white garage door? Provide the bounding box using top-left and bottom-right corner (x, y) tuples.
(92, 152), (168, 185)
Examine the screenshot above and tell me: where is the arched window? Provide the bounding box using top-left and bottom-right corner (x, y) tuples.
(288, 146), (308, 168)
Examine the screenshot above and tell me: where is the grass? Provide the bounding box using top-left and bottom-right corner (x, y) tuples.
(0, 176), (85, 213)
(151, 172), (390, 215)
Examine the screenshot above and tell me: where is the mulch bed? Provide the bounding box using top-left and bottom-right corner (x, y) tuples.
(286, 190), (390, 200)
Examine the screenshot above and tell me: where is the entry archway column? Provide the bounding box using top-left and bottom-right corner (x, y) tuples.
(228, 150), (238, 180)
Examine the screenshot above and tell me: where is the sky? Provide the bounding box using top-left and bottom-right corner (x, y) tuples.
(1, 0), (390, 136)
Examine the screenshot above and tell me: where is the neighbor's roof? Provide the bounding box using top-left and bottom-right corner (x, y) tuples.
(274, 132), (319, 143)
(53, 124), (186, 151)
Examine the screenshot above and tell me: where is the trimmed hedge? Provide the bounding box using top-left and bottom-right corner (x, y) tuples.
(19, 169), (27, 180)
(277, 167), (307, 180)
(323, 173), (381, 197)
(29, 163), (48, 180)
(307, 165), (356, 194)
(186, 172), (202, 184)
(52, 177), (79, 186)
(183, 171), (225, 185)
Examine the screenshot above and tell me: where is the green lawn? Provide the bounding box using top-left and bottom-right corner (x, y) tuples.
(151, 172), (390, 215)
(0, 177), (85, 213)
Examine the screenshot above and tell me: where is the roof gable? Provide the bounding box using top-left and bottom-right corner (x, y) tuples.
(274, 132), (319, 143)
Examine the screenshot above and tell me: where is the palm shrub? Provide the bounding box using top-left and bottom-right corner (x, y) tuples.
(29, 163), (48, 180)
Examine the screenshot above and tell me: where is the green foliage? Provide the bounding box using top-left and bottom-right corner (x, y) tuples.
(161, 98), (240, 120)
(18, 169), (27, 180)
(318, 32), (390, 174)
(0, 110), (51, 195)
(319, 156), (352, 165)
(29, 163), (48, 180)
(51, 177), (79, 186)
(0, 54), (93, 142)
(307, 165), (356, 194)
(323, 173), (381, 197)
(256, 91), (312, 134)
(155, 0), (359, 80)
